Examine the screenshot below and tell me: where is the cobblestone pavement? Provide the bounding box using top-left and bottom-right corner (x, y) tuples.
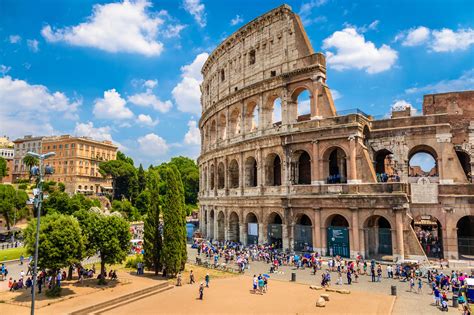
(187, 247), (463, 314)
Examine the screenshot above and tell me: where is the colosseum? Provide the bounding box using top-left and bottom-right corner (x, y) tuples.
(197, 4), (474, 262)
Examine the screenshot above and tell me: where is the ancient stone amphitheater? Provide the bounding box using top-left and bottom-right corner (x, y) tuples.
(198, 4), (474, 262)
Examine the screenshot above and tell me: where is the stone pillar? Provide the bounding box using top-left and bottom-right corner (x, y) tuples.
(239, 152), (244, 196)
(348, 135), (359, 183)
(395, 209), (405, 261)
(225, 106), (230, 142)
(313, 207), (322, 254)
(311, 140), (323, 185)
(350, 207), (360, 258)
(239, 222), (246, 246)
(206, 209), (211, 239)
(258, 94), (264, 131)
(258, 223), (264, 245)
(257, 148), (263, 193)
(359, 228), (366, 259)
(213, 211), (218, 241)
(282, 223), (289, 250)
(224, 156), (229, 195)
(240, 101), (245, 137)
(224, 213), (230, 241)
(289, 223), (295, 251)
(321, 225), (327, 256)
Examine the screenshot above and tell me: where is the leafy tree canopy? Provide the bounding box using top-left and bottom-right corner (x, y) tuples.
(0, 184), (29, 230)
(0, 157), (7, 180)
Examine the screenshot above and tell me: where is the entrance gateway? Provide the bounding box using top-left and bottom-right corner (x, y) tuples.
(327, 226), (350, 257)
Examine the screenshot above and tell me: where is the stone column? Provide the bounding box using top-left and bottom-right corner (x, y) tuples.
(257, 148), (263, 193)
(282, 224), (289, 250)
(240, 101), (245, 137)
(289, 223), (295, 251)
(206, 209), (211, 239)
(239, 152), (244, 196)
(350, 207), (360, 258)
(213, 210), (218, 241)
(348, 135), (359, 183)
(313, 207), (322, 254)
(395, 208), (405, 260)
(258, 223), (264, 245)
(311, 140), (323, 185)
(258, 94), (264, 131)
(240, 223), (246, 246)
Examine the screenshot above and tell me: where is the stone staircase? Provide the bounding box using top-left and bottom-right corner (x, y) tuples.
(70, 282), (173, 315)
(404, 225), (429, 263)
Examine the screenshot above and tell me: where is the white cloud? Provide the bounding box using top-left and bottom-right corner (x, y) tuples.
(405, 69), (474, 94)
(431, 28), (474, 52)
(137, 133), (169, 156)
(183, 0), (206, 27)
(184, 120), (200, 145)
(144, 79), (158, 89)
(402, 26), (430, 46)
(172, 52), (208, 115)
(128, 90), (172, 113)
(136, 114), (159, 126)
(230, 15), (243, 26)
(93, 89), (134, 120)
(74, 122), (113, 141)
(41, 0), (171, 56)
(322, 28), (398, 74)
(9, 35), (21, 44)
(299, 0), (328, 25)
(391, 100), (417, 115)
(162, 24), (186, 38)
(27, 39), (39, 52)
(331, 89), (342, 100)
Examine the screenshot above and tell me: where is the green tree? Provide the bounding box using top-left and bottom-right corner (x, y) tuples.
(117, 151), (134, 166)
(143, 169), (163, 274)
(112, 199), (140, 221)
(0, 157), (8, 180)
(161, 165), (187, 276)
(168, 157), (199, 207)
(43, 191), (100, 215)
(134, 190), (151, 216)
(73, 210), (131, 284)
(99, 160), (137, 200)
(0, 184), (28, 230)
(24, 213), (85, 291)
(137, 164), (147, 193)
(22, 155), (39, 181)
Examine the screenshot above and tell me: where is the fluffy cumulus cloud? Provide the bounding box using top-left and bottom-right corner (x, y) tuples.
(230, 15), (243, 26)
(322, 28), (398, 74)
(184, 120), (200, 145)
(41, 0), (185, 56)
(391, 100), (417, 115)
(405, 68), (474, 94)
(183, 0), (206, 27)
(0, 75), (80, 138)
(172, 52), (208, 115)
(137, 133), (169, 156)
(136, 114), (158, 126)
(74, 121), (113, 141)
(27, 39), (39, 52)
(128, 90), (172, 113)
(93, 89), (134, 120)
(9, 35), (21, 44)
(396, 26), (474, 52)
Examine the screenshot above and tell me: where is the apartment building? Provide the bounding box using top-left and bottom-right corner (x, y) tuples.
(0, 136), (14, 183)
(12, 135), (44, 181)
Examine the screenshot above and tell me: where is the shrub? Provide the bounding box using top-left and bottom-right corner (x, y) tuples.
(18, 184), (27, 190)
(125, 254), (143, 269)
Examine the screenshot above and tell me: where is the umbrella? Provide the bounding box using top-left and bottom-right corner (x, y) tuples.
(263, 274), (270, 278)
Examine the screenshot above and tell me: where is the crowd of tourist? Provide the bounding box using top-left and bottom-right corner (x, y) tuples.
(415, 228), (443, 258)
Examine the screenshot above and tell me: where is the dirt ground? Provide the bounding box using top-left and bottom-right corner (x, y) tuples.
(105, 275), (395, 315)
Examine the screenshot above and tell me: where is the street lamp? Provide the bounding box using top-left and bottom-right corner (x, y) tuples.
(27, 151), (55, 315)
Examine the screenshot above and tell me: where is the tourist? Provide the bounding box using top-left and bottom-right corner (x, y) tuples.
(137, 262), (142, 275)
(433, 286), (440, 306)
(8, 277), (13, 291)
(409, 277), (414, 292)
(347, 269), (352, 285)
(57, 271), (62, 287)
(199, 282), (204, 300)
(417, 278), (423, 294)
(377, 264), (382, 282)
(37, 274), (43, 294)
(20, 255), (24, 265)
(20, 269), (25, 280)
(371, 266), (376, 282)
(258, 276), (264, 294)
(189, 270), (195, 284)
(205, 273), (210, 288)
(253, 275), (257, 293)
(336, 270), (343, 285)
(387, 265), (393, 278)
(177, 272), (182, 286)
(111, 270), (118, 280)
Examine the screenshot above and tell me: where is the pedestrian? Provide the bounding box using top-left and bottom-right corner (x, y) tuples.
(57, 271), (62, 287)
(371, 266), (376, 282)
(205, 273), (210, 288)
(177, 272), (182, 286)
(336, 271), (343, 285)
(20, 255), (24, 265)
(377, 265), (382, 282)
(20, 270), (25, 280)
(347, 270), (352, 285)
(189, 270), (195, 284)
(258, 276), (264, 295)
(252, 275), (257, 293)
(199, 282), (204, 300)
(417, 278), (423, 294)
(409, 277), (414, 292)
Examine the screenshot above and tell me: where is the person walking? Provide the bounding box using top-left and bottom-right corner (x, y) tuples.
(252, 275), (257, 293)
(347, 269), (352, 285)
(205, 273), (210, 288)
(409, 277), (415, 292)
(371, 266), (376, 282)
(199, 282), (204, 300)
(189, 270), (195, 284)
(417, 278), (423, 294)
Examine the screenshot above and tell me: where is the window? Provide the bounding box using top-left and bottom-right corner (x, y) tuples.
(249, 50), (256, 65)
(271, 70), (276, 77)
(59, 144), (62, 149)
(65, 144), (69, 148)
(53, 145), (56, 149)
(71, 143), (75, 148)
(221, 69), (225, 82)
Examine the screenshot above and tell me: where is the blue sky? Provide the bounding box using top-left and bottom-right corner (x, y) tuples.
(1, 0), (473, 167)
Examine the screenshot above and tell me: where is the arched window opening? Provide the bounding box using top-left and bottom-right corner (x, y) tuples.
(229, 108), (241, 137)
(217, 162), (225, 189)
(272, 98), (282, 125)
(365, 216), (392, 257)
(374, 149), (397, 182)
(221, 69), (225, 82)
(456, 150), (471, 182)
(203, 167), (208, 191)
(409, 147), (438, 177)
(217, 212), (225, 241)
(265, 154), (281, 186)
(327, 148), (347, 183)
(228, 212), (240, 242)
(245, 157), (258, 187)
(296, 89), (311, 121)
(209, 210), (215, 239)
(363, 125), (370, 147)
(295, 151), (311, 185)
(327, 214), (350, 257)
(267, 212), (283, 249)
(457, 216), (474, 258)
(249, 50), (256, 65)
(218, 112), (227, 141)
(210, 120), (217, 144)
(245, 102), (259, 132)
(210, 164), (215, 190)
(295, 214), (313, 251)
(228, 159), (239, 188)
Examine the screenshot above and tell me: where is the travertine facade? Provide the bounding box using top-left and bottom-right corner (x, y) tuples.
(198, 5), (474, 261)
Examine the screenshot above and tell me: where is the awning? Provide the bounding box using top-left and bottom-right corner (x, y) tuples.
(414, 219), (438, 226)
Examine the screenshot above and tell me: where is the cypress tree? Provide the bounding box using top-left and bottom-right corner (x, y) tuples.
(137, 164), (147, 193)
(170, 165), (187, 270)
(143, 170), (163, 274)
(161, 165), (185, 276)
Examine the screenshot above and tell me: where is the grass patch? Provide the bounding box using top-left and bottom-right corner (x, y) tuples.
(0, 247), (27, 262)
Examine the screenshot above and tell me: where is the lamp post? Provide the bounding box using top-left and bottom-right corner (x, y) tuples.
(27, 151), (55, 315)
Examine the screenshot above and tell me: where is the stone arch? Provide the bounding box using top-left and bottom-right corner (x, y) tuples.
(210, 164), (215, 190)
(218, 112), (227, 141)
(325, 213), (350, 257)
(363, 125), (370, 147)
(229, 107), (241, 137)
(364, 215), (393, 257)
(294, 213), (313, 251)
(263, 94), (282, 127)
(217, 211), (225, 241)
(245, 156), (258, 187)
(209, 209), (215, 239)
(323, 146), (348, 184)
(411, 214), (443, 258)
(203, 166), (208, 191)
(265, 153), (282, 186)
(291, 86), (312, 121)
(209, 120), (217, 144)
(408, 145), (438, 177)
(456, 215), (474, 258)
(228, 211), (240, 242)
(217, 162), (225, 189)
(293, 150), (311, 184)
(245, 212), (259, 245)
(245, 100), (259, 132)
(455, 150), (472, 182)
(228, 159), (239, 188)
(267, 212), (283, 248)
(374, 149), (394, 181)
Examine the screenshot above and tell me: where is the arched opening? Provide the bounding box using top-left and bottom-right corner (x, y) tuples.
(229, 108), (241, 137)
(217, 211), (225, 241)
(326, 147), (347, 183)
(210, 120), (217, 144)
(374, 149), (395, 182)
(217, 162), (225, 189)
(228, 159), (239, 188)
(209, 210), (215, 239)
(218, 112), (227, 141)
(272, 97), (282, 125)
(456, 150), (472, 182)
(412, 215), (443, 258)
(245, 212), (259, 245)
(365, 216), (392, 258)
(267, 212), (283, 249)
(210, 164), (215, 190)
(327, 214), (350, 257)
(203, 166), (208, 191)
(245, 101), (259, 133)
(295, 214), (313, 251)
(245, 156), (258, 187)
(293, 88), (311, 121)
(265, 153), (282, 186)
(408, 146), (438, 177)
(457, 216), (474, 259)
(228, 212), (240, 242)
(363, 125), (370, 147)
(294, 150), (311, 184)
